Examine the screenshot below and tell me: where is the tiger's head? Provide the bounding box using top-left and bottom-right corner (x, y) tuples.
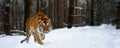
(37, 12), (52, 34)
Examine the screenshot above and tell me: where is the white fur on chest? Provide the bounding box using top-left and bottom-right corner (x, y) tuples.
(29, 25), (43, 35)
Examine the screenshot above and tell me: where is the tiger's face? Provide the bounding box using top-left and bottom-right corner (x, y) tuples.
(38, 13), (52, 34)
(41, 19), (52, 33)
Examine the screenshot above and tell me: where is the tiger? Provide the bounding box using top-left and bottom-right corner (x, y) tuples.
(20, 12), (52, 45)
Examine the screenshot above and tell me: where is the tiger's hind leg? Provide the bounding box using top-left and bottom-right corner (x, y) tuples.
(26, 34), (30, 43)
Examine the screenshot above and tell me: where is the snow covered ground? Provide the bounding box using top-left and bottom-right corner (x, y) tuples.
(0, 24), (120, 48)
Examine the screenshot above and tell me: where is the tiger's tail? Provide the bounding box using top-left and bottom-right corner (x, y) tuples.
(20, 38), (26, 43)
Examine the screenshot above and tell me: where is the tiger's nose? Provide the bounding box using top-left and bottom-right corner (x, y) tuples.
(43, 31), (49, 34)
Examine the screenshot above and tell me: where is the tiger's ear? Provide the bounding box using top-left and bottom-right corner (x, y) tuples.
(38, 13), (41, 16)
(38, 13), (44, 18)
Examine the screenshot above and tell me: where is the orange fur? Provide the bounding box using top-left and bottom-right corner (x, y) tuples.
(21, 12), (52, 45)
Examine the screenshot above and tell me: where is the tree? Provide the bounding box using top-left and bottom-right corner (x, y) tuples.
(24, 0), (31, 31)
(36, 0), (40, 13)
(67, 0), (74, 28)
(116, 2), (120, 29)
(89, 0), (94, 26)
(1, 0), (11, 35)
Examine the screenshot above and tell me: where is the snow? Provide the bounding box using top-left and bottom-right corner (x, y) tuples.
(0, 24), (120, 48)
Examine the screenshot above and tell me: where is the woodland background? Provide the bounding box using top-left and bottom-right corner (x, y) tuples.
(0, 0), (120, 35)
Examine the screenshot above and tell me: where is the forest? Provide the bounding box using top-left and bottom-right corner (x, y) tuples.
(0, 0), (119, 35)
(0, 0), (120, 48)
(0, 0), (119, 36)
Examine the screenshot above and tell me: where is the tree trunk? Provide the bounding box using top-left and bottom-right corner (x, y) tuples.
(116, 2), (120, 29)
(40, 0), (44, 13)
(2, 0), (11, 35)
(90, 0), (94, 26)
(15, 0), (18, 29)
(56, 0), (64, 28)
(36, 0), (40, 13)
(67, 0), (74, 28)
(24, 0), (31, 31)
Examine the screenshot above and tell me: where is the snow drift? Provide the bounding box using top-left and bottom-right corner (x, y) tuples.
(0, 24), (120, 48)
